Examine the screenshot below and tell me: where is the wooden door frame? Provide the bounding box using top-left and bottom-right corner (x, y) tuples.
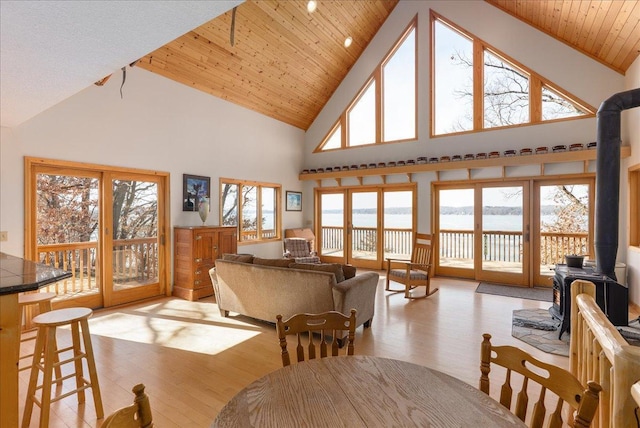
(24, 157), (171, 309)
(315, 183), (416, 270)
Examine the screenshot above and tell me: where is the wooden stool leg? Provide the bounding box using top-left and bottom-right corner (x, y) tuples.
(70, 321), (86, 404)
(38, 326), (57, 428)
(37, 300), (62, 381)
(80, 318), (104, 418)
(21, 325), (46, 428)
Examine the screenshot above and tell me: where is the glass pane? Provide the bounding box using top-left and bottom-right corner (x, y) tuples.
(433, 20), (473, 134)
(484, 51), (529, 128)
(36, 173), (100, 298)
(348, 81), (376, 146)
(383, 27), (415, 142)
(241, 186), (258, 241)
(439, 188), (474, 269)
(261, 187), (276, 239)
(320, 194), (344, 257)
(481, 186), (523, 273)
(221, 183), (238, 226)
(542, 86), (588, 120)
(383, 190), (413, 260)
(322, 125), (341, 150)
(351, 192), (377, 261)
(539, 184), (589, 276)
(112, 179), (159, 289)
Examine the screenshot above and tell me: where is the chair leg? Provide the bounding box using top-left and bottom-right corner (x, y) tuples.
(80, 318), (104, 418)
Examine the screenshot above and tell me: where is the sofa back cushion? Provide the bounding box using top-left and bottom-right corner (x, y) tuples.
(290, 263), (345, 283)
(222, 253), (254, 263)
(253, 257), (294, 268)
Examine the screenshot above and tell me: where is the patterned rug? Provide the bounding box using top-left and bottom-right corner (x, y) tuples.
(512, 308), (569, 357)
(512, 309), (640, 357)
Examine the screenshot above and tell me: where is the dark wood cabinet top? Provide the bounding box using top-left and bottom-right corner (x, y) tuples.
(0, 252), (71, 295)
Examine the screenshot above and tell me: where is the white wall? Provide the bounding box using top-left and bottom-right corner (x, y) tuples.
(623, 56), (640, 306)
(0, 67), (305, 260)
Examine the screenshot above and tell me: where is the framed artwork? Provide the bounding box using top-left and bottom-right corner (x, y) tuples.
(183, 174), (210, 211)
(286, 191), (302, 211)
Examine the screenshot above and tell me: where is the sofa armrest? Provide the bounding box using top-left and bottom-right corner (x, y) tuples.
(331, 271), (379, 328)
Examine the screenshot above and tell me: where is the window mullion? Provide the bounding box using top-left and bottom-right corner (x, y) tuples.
(473, 41), (484, 131)
(530, 78), (542, 123)
(375, 68), (382, 144)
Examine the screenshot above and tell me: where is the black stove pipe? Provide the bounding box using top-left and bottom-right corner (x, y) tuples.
(595, 87), (640, 279)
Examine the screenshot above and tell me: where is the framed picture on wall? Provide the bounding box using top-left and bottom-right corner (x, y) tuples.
(183, 174), (210, 211)
(286, 191), (302, 211)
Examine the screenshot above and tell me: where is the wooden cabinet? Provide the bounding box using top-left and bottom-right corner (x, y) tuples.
(173, 226), (237, 301)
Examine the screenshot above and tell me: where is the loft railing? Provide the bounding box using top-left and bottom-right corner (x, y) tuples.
(320, 226), (588, 266)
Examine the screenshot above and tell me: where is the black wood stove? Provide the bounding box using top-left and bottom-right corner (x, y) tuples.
(550, 264), (628, 339)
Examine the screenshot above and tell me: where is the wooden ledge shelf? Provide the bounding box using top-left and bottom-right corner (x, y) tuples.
(299, 146), (631, 182)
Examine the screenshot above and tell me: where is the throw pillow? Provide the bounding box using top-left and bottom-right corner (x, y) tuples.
(222, 253), (254, 264)
(253, 257), (294, 268)
(342, 264), (356, 279)
(289, 263), (345, 283)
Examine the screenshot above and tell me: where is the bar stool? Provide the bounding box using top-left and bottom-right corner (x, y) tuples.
(17, 292), (61, 378)
(22, 307), (104, 428)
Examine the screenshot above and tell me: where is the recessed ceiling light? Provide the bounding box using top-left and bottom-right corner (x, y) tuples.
(344, 36), (353, 48)
(307, 1), (317, 13)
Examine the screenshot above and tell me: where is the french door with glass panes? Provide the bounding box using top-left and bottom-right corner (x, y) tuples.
(316, 185), (416, 269)
(25, 158), (169, 309)
(434, 182), (530, 286)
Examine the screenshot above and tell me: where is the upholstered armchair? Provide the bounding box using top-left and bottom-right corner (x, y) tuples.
(283, 237), (321, 263)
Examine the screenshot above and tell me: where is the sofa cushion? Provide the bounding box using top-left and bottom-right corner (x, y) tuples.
(253, 257), (294, 268)
(222, 253), (254, 263)
(290, 263), (345, 283)
(342, 264), (357, 279)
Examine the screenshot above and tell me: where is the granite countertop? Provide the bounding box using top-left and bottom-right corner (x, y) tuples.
(0, 252), (71, 295)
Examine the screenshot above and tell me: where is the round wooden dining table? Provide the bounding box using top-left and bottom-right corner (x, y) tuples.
(212, 355), (526, 427)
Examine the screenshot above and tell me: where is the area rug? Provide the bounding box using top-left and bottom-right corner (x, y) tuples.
(512, 308), (569, 356)
(512, 309), (640, 357)
(476, 283), (553, 302)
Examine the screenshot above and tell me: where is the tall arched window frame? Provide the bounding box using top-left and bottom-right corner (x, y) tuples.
(315, 18), (417, 152)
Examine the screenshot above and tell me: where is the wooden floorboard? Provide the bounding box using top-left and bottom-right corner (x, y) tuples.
(17, 274), (637, 427)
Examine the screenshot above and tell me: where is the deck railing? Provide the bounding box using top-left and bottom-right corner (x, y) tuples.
(321, 226), (588, 266)
(36, 237), (159, 298)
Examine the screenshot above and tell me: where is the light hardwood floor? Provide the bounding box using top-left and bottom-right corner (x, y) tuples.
(17, 275), (637, 427)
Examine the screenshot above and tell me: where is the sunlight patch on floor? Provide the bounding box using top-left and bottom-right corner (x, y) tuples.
(88, 299), (262, 354)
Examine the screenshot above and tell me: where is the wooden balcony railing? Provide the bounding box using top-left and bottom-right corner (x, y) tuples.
(36, 237), (159, 298)
(320, 226), (588, 266)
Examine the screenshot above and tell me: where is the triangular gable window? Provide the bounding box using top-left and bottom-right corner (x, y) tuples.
(315, 18), (417, 152)
(431, 11), (595, 137)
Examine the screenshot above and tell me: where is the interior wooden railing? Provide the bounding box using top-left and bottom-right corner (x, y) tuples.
(569, 280), (640, 428)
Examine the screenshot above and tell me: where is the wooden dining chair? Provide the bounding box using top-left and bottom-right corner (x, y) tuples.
(276, 309), (356, 367)
(480, 333), (601, 427)
(385, 233), (438, 299)
(102, 384), (153, 428)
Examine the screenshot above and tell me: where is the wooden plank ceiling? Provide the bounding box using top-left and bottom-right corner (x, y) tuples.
(137, 0), (640, 131)
(486, 0), (640, 74)
(138, 0), (398, 130)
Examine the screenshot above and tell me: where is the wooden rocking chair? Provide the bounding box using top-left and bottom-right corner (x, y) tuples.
(385, 233), (438, 299)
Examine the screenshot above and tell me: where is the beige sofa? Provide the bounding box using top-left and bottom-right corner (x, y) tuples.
(210, 258), (379, 329)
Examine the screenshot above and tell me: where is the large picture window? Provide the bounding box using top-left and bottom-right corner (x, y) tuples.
(431, 11), (595, 137)
(315, 18), (417, 152)
(220, 178), (281, 242)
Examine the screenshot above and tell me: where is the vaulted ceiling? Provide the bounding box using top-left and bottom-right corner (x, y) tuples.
(138, 0), (640, 131)
(2, 1), (639, 130)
